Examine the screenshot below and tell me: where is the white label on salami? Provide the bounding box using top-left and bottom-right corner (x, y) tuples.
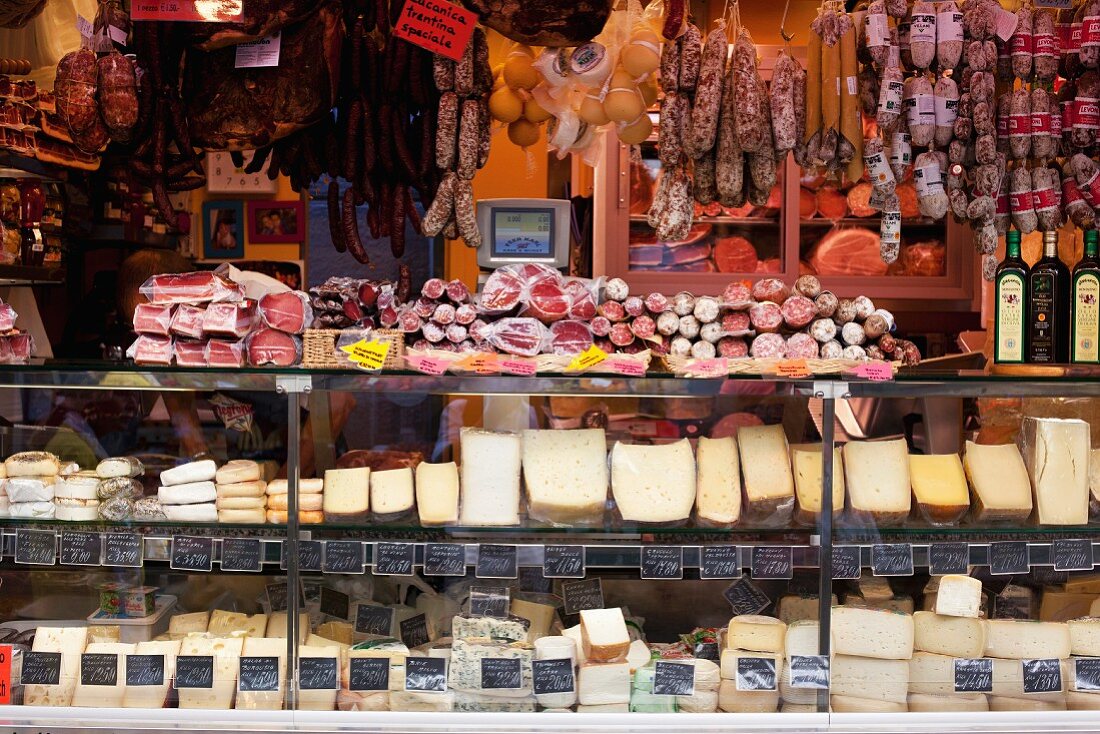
(1084, 15), (1100, 48)
(910, 13), (937, 44)
(879, 79), (904, 114)
(108, 24), (127, 44)
(995, 6), (1020, 42)
(907, 93), (935, 127)
(868, 186), (888, 210)
(1051, 109), (1063, 136)
(889, 132), (913, 168)
(935, 95), (958, 126)
(234, 32), (281, 68)
(846, 75), (858, 96)
(864, 150), (895, 186)
(881, 211), (902, 246)
(914, 163), (945, 196)
(836, 78), (842, 96)
(1034, 32), (1058, 57)
(865, 12), (889, 46)
(937, 9), (963, 42)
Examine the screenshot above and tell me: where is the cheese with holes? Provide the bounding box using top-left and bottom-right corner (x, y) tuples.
(963, 442), (1033, 521)
(988, 695), (1066, 711)
(842, 439), (911, 524)
(178, 635), (244, 709)
(610, 439), (695, 523)
(370, 467), (415, 518)
(831, 694), (908, 712)
(912, 611), (986, 658)
(208, 610), (267, 637)
(24, 626), (89, 706)
(168, 611), (210, 634)
(717, 678), (779, 712)
(934, 575), (982, 618)
(907, 692), (989, 712)
(522, 428), (608, 525)
(577, 661), (630, 705)
(415, 462), (459, 525)
(236, 637), (287, 710)
(71, 642), (134, 707)
(122, 640), (180, 709)
(790, 443), (844, 524)
(460, 429), (521, 525)
(510, 598), (556, 641)
(323, 467), (369, 522)
(737, 425), (794, 523)
(727, 615), (786, 653)
(719, 649), (781, 681)
(909, 453), (970, 526)
(298, 645), (341, 711)
(908, 652), (955, 695)
(984, 620), (1071, 659)
(1020, 417), (1090, 525)
(580, 608), (630, 662)
(1069, 617), (1100, 656)
(831, 607), (914, 660)
(695, 436), (741, 525)
(832, 655), (909, 703)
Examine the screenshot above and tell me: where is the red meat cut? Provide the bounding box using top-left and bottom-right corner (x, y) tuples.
(259, 290), (313, 333)
(133, 303), (174, 336)
(247, 328), (302, 366)
(549, 320), (593, 355)
(206, 339), (246, 367)
(140, 271), (243, 304)
(486, 317), (547, 357)
(203, 299), (257, 338)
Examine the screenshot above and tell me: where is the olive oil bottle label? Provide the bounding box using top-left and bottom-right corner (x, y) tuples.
(1074, 273), (1100, 363)
(996, 273), (1026, 363)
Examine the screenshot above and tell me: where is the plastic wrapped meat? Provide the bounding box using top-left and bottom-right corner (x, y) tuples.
(206, 339), (246, 367)
(139, 271), (245, 304)
(133, 303), (174, 336)
(485, 318), (548, 357)
(7, 332), (32, 361)
(258, 290), (313, 333)
(203, 299), (257, 338)
(170, 304), (206, 339)
(246, 328), (302, 366)
(174, 340), (208, 366)
(0, 302), (19, 331)
(126, 335), (174, 365)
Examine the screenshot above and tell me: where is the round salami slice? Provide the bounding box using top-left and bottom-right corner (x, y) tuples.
(624, 295), (645, 317)
(598, 300), (627, 322)
(446, 324), (468, 343)
(412, 338), (431, 350)
(590, 315), (613, 337)
(721, 311), (751, 333)
(793, 274), (822, 298)
(751, 277), (791, 304)
(446, 279), (470, 303)
(433, 303), (456, 325)
(630, 313), (657, 339)
(721, 282), (753, 305)
(413, 297), (437, 319)
(379, 306), (399, 328)
(786, 333), (820, 359)
(650, 335), (671, 355)
(645, 292), (670, 314)
(421, 278), (446, 300)
(469, 318), (491, 343)
(749, 302), (783, 333)
(595, 337), (616, 353)
(656, 310), (680, 335)
(781, 295), (817, 329)
(422, 321), (446, 343)
(549, 319), (594, 355)
(749, 332), (788, 358)
(455, 303), (477, 325)
(399, 310), (423, 333)
(717, 336), (749, 358)
(604, 277), (630, 301)
(609, 322), (636, 347)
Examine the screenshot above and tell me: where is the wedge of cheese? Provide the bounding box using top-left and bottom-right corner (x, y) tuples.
(236, 637), (287, 710)
(459, 428), (521, 526)
(370, 467), (415, 519)
(907, 692), (989, 712)
(415, 462), (459, 525)
(323, 467), (369, 522)
(610, 439), (696, 523)
(909, 453), (969, 526)
(1019, 417), (1090, 525)
(963, 441), (1033, 522)
(984, 619), (1071, 659)
(695, 436), (741, 525)
(1040, 589), (1099, 621)
(830, 694), (908, 712)
(843, 439), (911, 525)
(522, 428), (608, 525)
(726, 615), (786, 653)
(831, 655), (909, 704)
(577, 661), (630, 705)
(298, 644), (341, 711)
(789, 443), (844, 525)
(785, 620), (824, 658)
(178, 635), (244, 709)
(778, 594), (836, 624)
(717, 678), (779, 712)
(934, 574), (982, 618)
(344, 638), (408, 692)
(1089, 449), (1100, 519)
(737, 425), (794, 524)
(831, 606), (914, 659)
(71, 642), (135, 707)
(122, 639), (180, 709)
(266, 612), (310, 643)
(208, 610), (267, 637)
(580, 608), (630, 662)
(1069, 617), (1100, 656)
(991, 657), (1066, 701)
(169, 611), (210, 634)
(511, 598), (557, 641)
(24, 626), (89, 706)
(912, 611), (986, 658)
(908, 652), (955, 695)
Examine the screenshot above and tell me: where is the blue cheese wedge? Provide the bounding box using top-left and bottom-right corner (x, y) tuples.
(451, 615), (529, 643)
(447, 638), (533, 697)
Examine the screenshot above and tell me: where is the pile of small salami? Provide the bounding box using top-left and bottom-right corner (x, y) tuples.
(307, 269), (411, 332)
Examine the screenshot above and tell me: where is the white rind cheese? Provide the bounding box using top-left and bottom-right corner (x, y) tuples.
(1019, 417), (1090, 525)
(912, 611), (986, 658)
(415, 462), (460, 525)
(695, 436), (741, 525)
(610, 439), (696, 523)
(842, 439), (911, 524)
(522, 428), (608, 525)
(831, 606), (914, 660)
(831, 655), (910, 703)
(577, 661), (630, 705)
(963, 442), (1033, 522)
(984, 619), (1071, 659)
(459, 428), (522, 526)
(737, 425), (794, 523)
(934, 574), (983, 618)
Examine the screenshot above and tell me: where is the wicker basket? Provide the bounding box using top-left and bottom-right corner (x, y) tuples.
(665, 355), (899, 378)
(302, 329), (405, 370)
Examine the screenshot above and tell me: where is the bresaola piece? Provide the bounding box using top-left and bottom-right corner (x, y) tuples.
(203, 300), (257, 338)
(485, 318), (548, 357)
(258, 290), (314, 334)
(139, 271), (244, 304)
(246, 328), (302, 366)
(548, 320), (594, 355)
(206, 339), (245, 367)
(174, 340), (208, 367)
(133, 303), (174, 336)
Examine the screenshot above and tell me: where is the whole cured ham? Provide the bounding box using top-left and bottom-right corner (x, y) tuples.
(258, 291), (314, 334)
(246, 328), (302, 366)
(140, 272), (243, 304)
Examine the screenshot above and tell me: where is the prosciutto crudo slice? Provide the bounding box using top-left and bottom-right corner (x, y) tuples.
(206, 339), (245, 368)
(133, 303), (174, 336)
(126, 335), (174, 365)
(203, 299), (257, 338)
(140, 271), (244, 304)
(258, 290), (314, 334)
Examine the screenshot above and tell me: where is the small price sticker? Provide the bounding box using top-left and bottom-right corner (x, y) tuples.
(340, 338), (390, 371)
(498, 356), (537, 375)
(603, 356), (646, 376)
(567, 344), (607, 372)
(691, 357), (729, 378)
(455, 352), (498, 374)
(854, 361), (894, 381)
(406, 354), (449, 375)
(776, 359), (811, 378)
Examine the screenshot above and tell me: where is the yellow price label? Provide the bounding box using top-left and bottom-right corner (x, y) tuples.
(340, 338), (390, 371)
(567, 344), (608, 372)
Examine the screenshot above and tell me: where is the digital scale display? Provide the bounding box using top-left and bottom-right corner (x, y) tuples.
(491, 210), (554, 258)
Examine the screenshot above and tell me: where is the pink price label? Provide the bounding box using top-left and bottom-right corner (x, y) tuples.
(854, 361), (894, 382)
(408, 355), (449, 375)
(691, 358), (729, 378)
(603, 356), (647, 376)
(499, 357), (537, 375)
(131, 0), (242, 21)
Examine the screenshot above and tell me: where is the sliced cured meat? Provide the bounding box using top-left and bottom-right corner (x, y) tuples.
(174, 340), (208, 367)
(749, 332), (788, 358)
(846, 182), (876, 217)
(0, 302), (19, 332)
(714, 236), (759, 273)
(721, 311), (751, 333)
(247, 328), (302, 366)
(786, 333), (820, 359)
(170, 304), (206, 339)
(710, 411), (764, 437)
(133, 303), (174, 336)
(258, 290), (313, 334)
(140, 271), (243, 304)
(755, 258), (783, 273)
(6, 332), (32, 361)
(815, 186), (848, 219)
(206, 339), (245, 368)
(564, 279), (598, 320)
(781, 295), (817, 329)
(203, 300), (257, 338)
(127, 335), (174, 365)
(751, 278), (791, 304)
(486, 317), (547, 357)
(721, 283), (753, 305)
(478, 267), (525, 313)
(549, 320), (594, 355)
(717, 336), (749, 357)
(799, 186), (817, 218)
(525, 279), (570, 323)
(808, 228), (888, 276)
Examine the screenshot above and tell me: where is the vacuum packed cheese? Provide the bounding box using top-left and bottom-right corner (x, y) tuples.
(415, 462), (460, 525)
(695, 436), (742, 525)
(522, 428), (608, 525)
(24, 626), (89, 706)
(737, 425), (795, 524)
(843, 439), (911, 525)
(909, 453), (969, 525)
(912, 611), (986, 658)
(1019, 417), (1090, 525)
(160, 459), (216, 486)
(610, 439), (695, 523)
(831, 655), (910, 703)
(831, 606), (914, 659)
(323, 467), (369, 522)
(96, 456), (144, 479)
(984, 619), (1071, 659)
(963, 441), (1033, 522)
(459, 428), (522, 525)
(790, 443), (844, 524)
(933, 574), (982, 618)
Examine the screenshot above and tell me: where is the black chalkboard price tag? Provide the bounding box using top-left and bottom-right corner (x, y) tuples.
(476, 544), (518, 579)
(175, 656), (214, 689)
(990, 541), (1030, 576)
(1023, 658), (1063, 694)
(103, 533), (142, 567)
(374, 542), (415, 576)
(519, 567), (553, 594)
(349, 657), (390, 691)
(323, 540), (363, 574)
(788, 655), (830, 689)
(543, 545), (585, 579)
(171, 536), (214, 572)
(871, 543), (914, 577)
(736, 657), (777, 691)
(299, 657), (338, 690)
(831, 546), (862, 580)
(929, 542), (969, 576)
(125, 654), (165, 687)
(562, 578), (604, 615)
(700, 545), (741, 580)
(295, 540), (323, 572)
(723, 577), (771, 615)
(469, 586), (510, 618)
(354, 605), (394, 635)
(653, 660), (695, 696)
(953, 658), (993, 693)
(1074, 658), (1100, 691)
(641, 546), (683, 580)
(60, 531), (100, 566)
(404, 657), (447, 692)
(220, 538), (262, 572)
(694, 642), (720, 662)
(80, 653), (118, 686)
(15, 529), (55, 566)
(20, 652), (61, 686)
(751, 546), (793, 580)
(424, 543), (466, 576)
(320, 586), (350, 620)
(266, 582), (288, 612)
(481, 658), (522, 690)
(239, 656), (281, 692)
(400, 614), (431, 648)
(1053, 539), (1094, 572)
(532, 658), (574, 695)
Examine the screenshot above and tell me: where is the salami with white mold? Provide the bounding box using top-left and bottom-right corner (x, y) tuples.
(781, 295), (817, 329)
(749, 332), (787, 358)
(1010, 165), (1038, 233)
(749, 302), (783, 333)
(786, 333), (820, 359)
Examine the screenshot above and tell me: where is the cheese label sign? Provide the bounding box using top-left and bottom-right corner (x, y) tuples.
(239, 657), (281, 692)
(1022, 658), (1063, 694)
(131, 0), (243, 22)
(175, 656), (214, 689)
(481, 658), (522, 690)
(299, 658), (338, 690)
(1074, 658), (1100, 691)
(103, 533), (142, 567)
(653, 661), (696, 696)
(319, 586), (350, 620)
(81, 653), (118, 686)
(543, 545), (585, 579)
(21, 652), (61, 686)
(476, 544), (518, 579)
(15, 529), (55, 566)
(349, 658), (390, 692)
(424, 543), (466, 576)
(566, 344), (608, 372)
(400, 614), (431, 648)
(700, 545), (741, 580)
(831, 546), (862, 580)
(641, 545), (683, 580)
(126, 654), (165, 687)
(954, 658), (993, 692)
(532, 658), (574, 695)
(1053, 538), (1094, 571)
(469, 586), (510, 617)
(871, 543), (914, 576)
(171, 536), (214, 572)
(405, 657), (447, 692)
(375, 542), (415, 576)
(736, 657), (777, 691)
(990, 541), (1030, 575)
(392, 0), (477, 63)
(61, 531), (101, 566)
(323, 540), (364, 574)
(789, 656), (830, 689)
(751, 546), (793, 580)
(562, 578), (605, 615)
(220, 538), (262, 572)
(355, 605), (394, 636)
(929, 542), (969, 575)
(723, 577), (771, 615)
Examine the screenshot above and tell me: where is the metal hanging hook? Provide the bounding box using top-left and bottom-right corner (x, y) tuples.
(780, 0), (794, 42)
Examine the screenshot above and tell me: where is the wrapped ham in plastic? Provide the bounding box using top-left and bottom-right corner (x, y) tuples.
(139, 271), (244, 304)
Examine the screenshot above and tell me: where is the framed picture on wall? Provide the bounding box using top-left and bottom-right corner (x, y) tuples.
(202, 200), (246, 260)
(247, 199), (305, 244)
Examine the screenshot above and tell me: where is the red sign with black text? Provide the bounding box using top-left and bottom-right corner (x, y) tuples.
(131, 0), (243, 22)
(0, 644), (11, 704)
(393, 0), (477, 61)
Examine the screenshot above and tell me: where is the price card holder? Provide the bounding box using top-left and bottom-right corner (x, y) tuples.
(519, 567), (553, 594)
(723, 578), (772, 615)
(175, 656), (214, 689)
(266, 582), (289, 613)
(532, 658), (574, 696)
(374, 542), (415, 576)
(15, 529), (55, 566)
(220, 538), (262, 572)
(562, 578), (604, 616)
(871, 543), (914, 576)
(80, 653), (118, 686)
(298, 657), (338, 690)
(990, 541), (1030, 576)
(476, 544), (518, 579)
(171, 536), (214, 572)
(239, 657), (281, 692)
(320, 587), (350, 620)
(469, 586), (510, 617)
(60, 531), (101, 566)
(481, 658), (522, 690)
(1022, 658), (1063, 694)
(543, 545), (585, 579)
(282, 540), (323, 572)
(694, 642), (720, 662)
(400, 614), (431, 648)
(751, 546), (793, 580)
(1053, 539), (1094, 572)
(788, 656), (830, 690)
(424, 543), (466, 576)
(953, 658), (993, 693)
(323, 541), (364, 574)
(735, 657), (777, 692)
(20, 652), (61, 686)
(103, 533), (142, 567)
(125, 654), (165, 687)
(929, 542), (969, 575)
(641, 546), (683, 580)
(1074, 658), (1100, 691)
(700, 546), (740, 580)
(354, 605), (395, 636)
(404, 657), (447, 693)
(653, 660), (695, 696)
(349, 657), (390, 692)
(831, 546), (862, 580)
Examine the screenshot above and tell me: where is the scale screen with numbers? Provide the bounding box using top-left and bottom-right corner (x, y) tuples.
(476, 198), (571, 270)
